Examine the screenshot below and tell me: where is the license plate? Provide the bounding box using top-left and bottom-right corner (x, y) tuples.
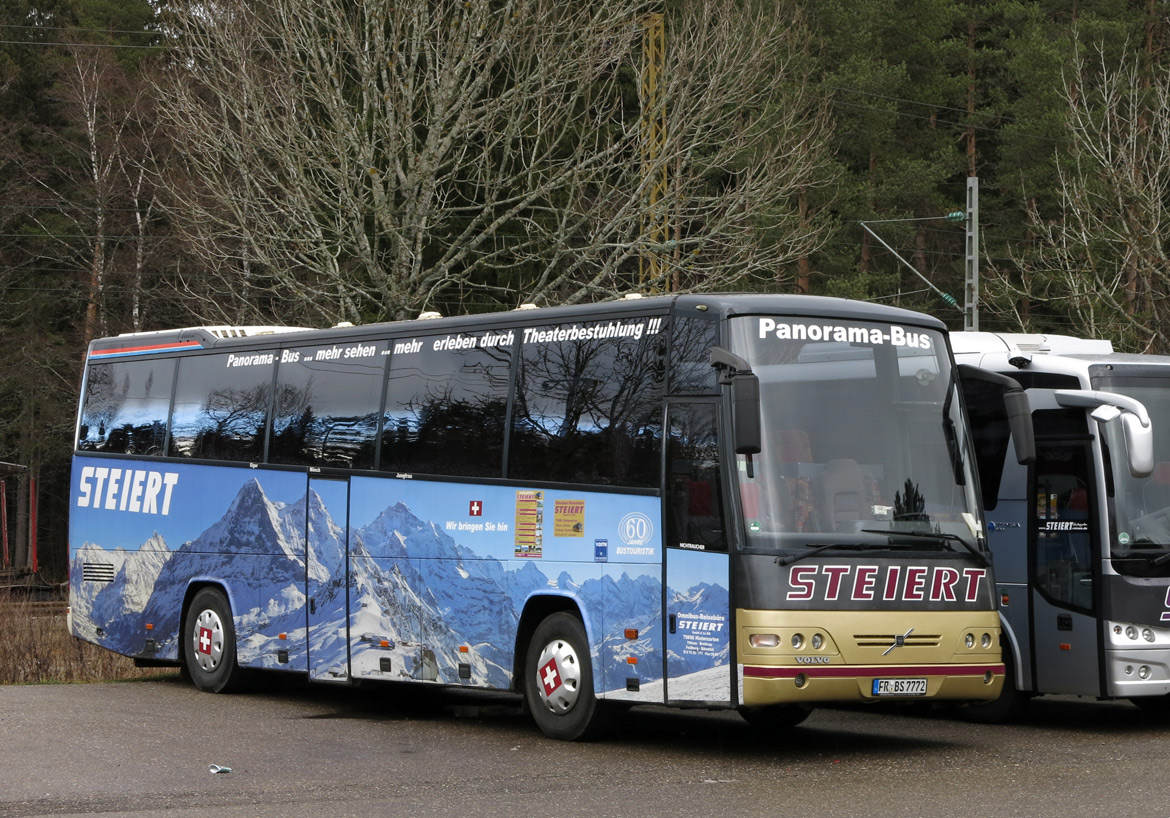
(872, 678), (927, 696)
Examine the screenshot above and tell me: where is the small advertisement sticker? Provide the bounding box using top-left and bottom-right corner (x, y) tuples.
(594, 538), (608, 563)
(553, 499), (585, 537)
(514, 490), (544, 558)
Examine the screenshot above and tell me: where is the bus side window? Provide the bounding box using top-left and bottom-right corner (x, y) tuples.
(668, 315), (717, 395)
(78, 359), (175, 456)
(666, 403), (726, 551)
(168, 352), (274, 462)
(508, 318), (664, 487)
(381, 337), (510, 478)
(269, 341), (386, 469)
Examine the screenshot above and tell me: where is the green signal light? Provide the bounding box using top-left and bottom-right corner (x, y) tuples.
(945, 211), (966, 223)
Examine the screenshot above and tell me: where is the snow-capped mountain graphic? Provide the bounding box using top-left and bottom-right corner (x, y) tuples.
(71, 472), (729, 693)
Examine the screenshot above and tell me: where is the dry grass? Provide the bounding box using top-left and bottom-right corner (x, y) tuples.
(0, 592), (178, 685)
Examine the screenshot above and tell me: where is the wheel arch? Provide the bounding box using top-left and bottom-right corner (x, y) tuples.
(998, 613), (1028, 692)
(179, 580), (234, 664)
(512, 594), (587, 694)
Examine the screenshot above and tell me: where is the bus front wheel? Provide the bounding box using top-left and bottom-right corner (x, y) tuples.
(182, 587), (246, 694)
(525, 612), (610, 741)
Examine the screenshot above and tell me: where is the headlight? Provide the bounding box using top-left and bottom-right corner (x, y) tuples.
(749, 633), (780, 649)
(791, 633), (804, 650)
(982, 633), (992, 649)
(965, 633), (975, 649)
(811, 633), (824, 650)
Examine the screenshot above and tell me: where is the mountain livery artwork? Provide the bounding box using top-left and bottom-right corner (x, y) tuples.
(71, 462), (729, 700)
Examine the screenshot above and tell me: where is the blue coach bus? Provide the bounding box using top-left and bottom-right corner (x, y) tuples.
(69, 294), (1027, 739)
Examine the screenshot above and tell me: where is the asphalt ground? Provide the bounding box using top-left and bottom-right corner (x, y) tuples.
(0, 675), (1162, 818)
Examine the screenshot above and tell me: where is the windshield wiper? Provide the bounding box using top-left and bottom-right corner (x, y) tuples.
(777, 539), (928, 567)
(781, 547), (875, 566)
(861, 528), (989, 567)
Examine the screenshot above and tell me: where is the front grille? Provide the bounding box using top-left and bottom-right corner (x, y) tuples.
(853, 633), (942, 649)
(82, 562), (116, 583)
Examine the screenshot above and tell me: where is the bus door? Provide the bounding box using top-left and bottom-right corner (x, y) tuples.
(1028, 403), (1102, 696)
(307, 475), (351, 683)
(663, 401), (733, 705)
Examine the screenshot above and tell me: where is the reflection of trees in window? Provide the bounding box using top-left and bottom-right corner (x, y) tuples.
(382, 344), (510, 477)
(178, 383), (270, 461)
(168, 353), (275, 462)
(270, 345), (386, 469)
(667, 403), (725, 550)
(510, 322), (663, 486)
(668, 317), (716, 395)
(78, 361), (174, 455)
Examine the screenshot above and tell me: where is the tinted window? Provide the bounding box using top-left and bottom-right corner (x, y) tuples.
(509, 317), (664, 486)
(381, 331), (513, 477)
(666, 402), (725, 550)
(78, 359), (175, 455)
(669, 315), (717, 395)
(169, 350), (275, 461)
(270, 340), (387, 469)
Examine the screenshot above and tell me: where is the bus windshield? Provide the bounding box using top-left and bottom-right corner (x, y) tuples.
(728, 315), (984, 556)
(1092, 372), (1170, 575)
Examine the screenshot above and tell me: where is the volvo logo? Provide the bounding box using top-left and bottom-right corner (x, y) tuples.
(882, 628), (915, 656)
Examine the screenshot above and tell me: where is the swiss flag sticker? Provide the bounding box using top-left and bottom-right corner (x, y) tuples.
(198, 627), (213, 655)
(540, 657), (561, 696)
(469, 500), (483, 517)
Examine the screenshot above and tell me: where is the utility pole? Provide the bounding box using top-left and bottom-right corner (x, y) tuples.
(963, 176), (979, 331)
(639, 11), (668, 291)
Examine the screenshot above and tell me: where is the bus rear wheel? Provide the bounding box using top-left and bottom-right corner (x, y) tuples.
(183, 587), (246, 694)
(525, 612), (610, 741)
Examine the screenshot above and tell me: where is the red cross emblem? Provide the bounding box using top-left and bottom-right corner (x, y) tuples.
(469, 500), (482, 517)
(198, 627), (213, 655)
(540, 657), (561, 696)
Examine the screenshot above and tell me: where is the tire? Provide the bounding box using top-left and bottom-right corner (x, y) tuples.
(182, 587), (246, 694)
(738, 704), (812, 730)
(524, 612), (610, 741)
(962, 649), (1028, 724)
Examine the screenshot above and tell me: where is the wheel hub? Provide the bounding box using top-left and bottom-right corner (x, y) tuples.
(192, 608), (225, 673)
(534, 637), (582, 714)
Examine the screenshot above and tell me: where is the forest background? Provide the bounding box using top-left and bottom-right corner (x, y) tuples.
(2, 0), (1167, 579)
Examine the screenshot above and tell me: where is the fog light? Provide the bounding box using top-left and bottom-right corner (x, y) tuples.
(983, 671), (993, 684)
(794, 673), (808, 688)
(811, 633), (824, 650)
(982, 633), (992, 649)
(792, 633), (804, 650)
(1139, 665), (1151, 680)
(1144, 628), (1155, 643)
(749, 634), (780, 649)
(1125, 665), (1134, 676)
(1126, 626), (1138, 640)
(965, 633), (975, 649)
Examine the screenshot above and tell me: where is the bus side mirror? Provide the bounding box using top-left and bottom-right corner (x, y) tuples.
(711, 346), (761, 455)
(1003, 388), (1035, 466)
(957, 364), (1035, 466)
(1057, 390), (1154, 478)
(730, 370), (762, 455)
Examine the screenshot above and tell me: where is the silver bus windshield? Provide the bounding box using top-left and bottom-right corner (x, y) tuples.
(1092, 371), (1170, 573)
(728, 316), (984, 554)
